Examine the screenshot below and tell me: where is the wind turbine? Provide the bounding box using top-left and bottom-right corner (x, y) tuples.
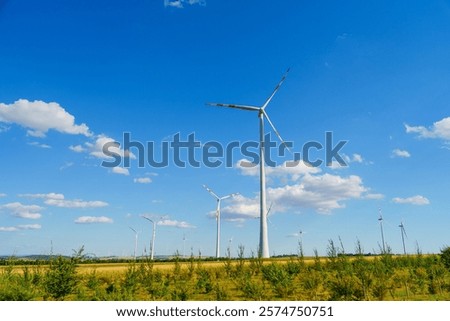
(203, 184), (239, 258)
(141, 216), (159, 260)
(399, 221), (408, 255)
(183, 233), (187, 259)
(207, 69), (291, 258)
(228, 236), (233, 258)
(129, 227), (139, 260)
(298, 230), (304, 255)
(378, 208), (386, 254)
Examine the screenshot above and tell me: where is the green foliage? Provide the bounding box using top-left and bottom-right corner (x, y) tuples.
(440, 246), (450, 269)
(261, 263), (294, 298)
(44, 255), (79, 300)
(1, 243), (450, 301)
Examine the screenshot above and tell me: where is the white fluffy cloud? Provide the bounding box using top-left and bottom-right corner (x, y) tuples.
(0, 202), (43, 219)
(69, 145), (86, 153)
(158, 219), (196, 229)
(0, 193), (6, 197)
(221, 171), (372, 219)
(0, 99), (91, 137)
(112, 167), (130, 176)
(237, 159), (320, 181)
(75, 216), (113, 224)
(392, 195), (430, 205)
(406, 117), (450, 140)
(20, 193), (108, 208)
(86, 135), (134, 160)
(134, 177), (152, 184)
(392, 149), (411, 158)
(231, 157), (374, 216)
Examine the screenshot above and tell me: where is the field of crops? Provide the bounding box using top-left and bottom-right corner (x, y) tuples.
(1, 245), (450, 301)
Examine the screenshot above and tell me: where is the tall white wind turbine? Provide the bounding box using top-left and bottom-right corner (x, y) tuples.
(207, 69), (291, 258)
(141, 216), (159, 260)
(203, 184), (239, 258)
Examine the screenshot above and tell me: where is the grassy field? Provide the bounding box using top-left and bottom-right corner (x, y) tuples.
(1, 248), (450, 301)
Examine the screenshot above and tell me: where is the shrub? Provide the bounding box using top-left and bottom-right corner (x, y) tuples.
(44, 256), (79, 299)
(440, 246), (450, 269)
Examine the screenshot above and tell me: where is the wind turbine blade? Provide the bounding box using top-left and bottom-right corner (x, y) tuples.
(261, 68), (290, 110)
(267, 202), (273, 217)
(403, 226), (408, 239)
(202, 184), (220, 200)
(129, 227), (137, 234)
(220, 192), (239, 201)
(262, 109), (292, 153)
(206, 102), (260, 112)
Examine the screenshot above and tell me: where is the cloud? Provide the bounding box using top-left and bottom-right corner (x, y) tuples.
(392, 149), (411, 158)
(84, 134), (136, 160)
(0, 202), (43, 219)
(330, 153), (364, 169)
(75, 216), (113, 224)
(17, 224), (42, 230)
(20, 193), (65, 200)
(392, 195), (430, 205)
(0, 224), (41, 232)
(405, 117), (450, 141)
(0, 193), (6, 197)
(0, 99), (91, 137)
(269, 174), (368, 214)
(0, 124), (10, 133)
(237, 159), (320, 181)
(164, 0), (206, 8)
(60, 162), (74, 171)
(364, 193), (385, 200)
(134, 177), (152, 184)
(0, 227), (18, 232)
(46, 198), (108, 208)
(342, 153), (363, 165)
(158, 219), (196, 229)
(69, 145), (86, 153)
(112, 167), (130, 176)
(20, 193), (108, 208)
(28, 141), (51, 149)
(223, 166), (374, 219)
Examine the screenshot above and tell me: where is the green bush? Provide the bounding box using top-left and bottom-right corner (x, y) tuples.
(44, 256), (79, 299)
(440, 246), (450, 269)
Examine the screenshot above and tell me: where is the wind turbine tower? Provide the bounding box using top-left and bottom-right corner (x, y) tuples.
(207, 69), (291, 258)
(399, 221), (407, 255)
(203, 184), (239, 258)
(378, 209), (386, 254)
(142, 216), (158, 260)
(129, 227), (139, 260)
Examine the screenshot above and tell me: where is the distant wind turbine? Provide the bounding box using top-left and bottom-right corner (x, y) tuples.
(141, 216), (160, 260)
(399, 221), (408, 255)
(378, 208), (386, 254)
(207, 69), (292, 258)
(203, 184), (239, 258)
(228, 236), (233, 258)
(129, 227), (139, 260)
(183, 233), (187, 258)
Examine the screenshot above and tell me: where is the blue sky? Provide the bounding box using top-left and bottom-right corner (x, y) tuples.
(1, 0), (449, 257)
